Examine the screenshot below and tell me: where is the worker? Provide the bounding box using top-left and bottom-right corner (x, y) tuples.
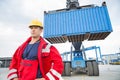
(7, 19), (64, 80)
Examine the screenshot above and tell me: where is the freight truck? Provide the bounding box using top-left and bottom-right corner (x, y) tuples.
(44, 0), (112, 76)
(61, 42), (102, 76)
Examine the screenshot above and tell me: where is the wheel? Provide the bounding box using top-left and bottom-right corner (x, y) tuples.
(65, 62), (71, 76)
(92, 61), (99, 76)
(87, 62), (93, 76)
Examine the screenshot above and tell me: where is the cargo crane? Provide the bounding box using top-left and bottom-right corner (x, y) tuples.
(44, 0), (112, 76)
(61, 42), (102, 76)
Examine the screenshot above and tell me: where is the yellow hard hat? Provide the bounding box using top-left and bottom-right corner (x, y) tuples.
(29, 19), (43, 29)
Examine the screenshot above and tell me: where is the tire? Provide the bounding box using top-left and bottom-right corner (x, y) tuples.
(65, 62), (71, 76)
(92, 61), (99, 76)
(87, 62), (93, 76)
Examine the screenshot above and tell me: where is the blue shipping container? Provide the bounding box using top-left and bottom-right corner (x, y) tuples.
(44, 5), (112, 43)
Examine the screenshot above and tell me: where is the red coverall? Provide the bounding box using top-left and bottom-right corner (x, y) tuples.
(7, 37), (64, 80)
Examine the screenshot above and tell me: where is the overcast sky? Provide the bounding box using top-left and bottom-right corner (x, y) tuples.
(0, 0), (120, 57)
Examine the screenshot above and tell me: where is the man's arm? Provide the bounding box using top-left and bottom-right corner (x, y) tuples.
(44, 46), (64, 80)
(7, 47), (20, 80)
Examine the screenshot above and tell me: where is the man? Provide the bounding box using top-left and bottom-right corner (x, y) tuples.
(7, 20), (64, 80)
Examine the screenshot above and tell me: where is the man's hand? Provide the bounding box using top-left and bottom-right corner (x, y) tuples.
(35, 78), (45, 80)
(13, 78), (18, 80)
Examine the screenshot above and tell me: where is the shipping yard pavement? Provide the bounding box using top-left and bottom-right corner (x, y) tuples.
(0, 65), (120, 80)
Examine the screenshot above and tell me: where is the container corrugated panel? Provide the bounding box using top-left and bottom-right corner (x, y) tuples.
(44, 5), (112, 43)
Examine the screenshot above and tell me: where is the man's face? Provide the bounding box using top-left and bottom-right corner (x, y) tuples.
(29, 26), (43, 38)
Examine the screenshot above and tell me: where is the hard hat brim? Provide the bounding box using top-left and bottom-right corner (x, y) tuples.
(29, 25), (43, 29)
